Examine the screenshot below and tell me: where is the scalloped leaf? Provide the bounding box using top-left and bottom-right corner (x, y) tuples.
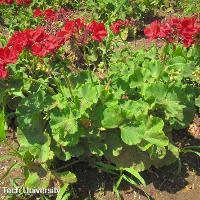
(121, 116), (168, 147)
(101, 105), (124, 128)
(50, 108), (79, 147)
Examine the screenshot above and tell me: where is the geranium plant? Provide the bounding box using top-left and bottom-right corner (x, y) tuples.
(0, 2), (200, 198)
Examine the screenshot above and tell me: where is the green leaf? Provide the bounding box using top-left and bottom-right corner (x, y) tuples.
(56, 184), (70, 200)
(89, 142), (107, 156)
(96, 162), (118, 173)
(183, 146), (200, 150)
(129, 69), (144, 88)
(50, 108), (79, 146)
(119, 28), (128, 41)
(120, 116), (168, 147)
(167, 56), (194, 78)
(122, 174), (138, 186)
(148, 60), (163, 79)
(51, 144), (72, 161)
(123, 168), (146, 186)
(55, 171), (77, 185)
(0, 89), (5, 104)
(114, 174), (124, 193)
(17, 125), (53, 163)
(0, 155), (13, 162)
(144, 117), (169, 147)
(39, 172), (51, 188)
(77, 83), (100, 103)
(176, 158), (182, 175)
(163, 87), (196, 128)
(101, 105), (123, 128)
(181, 149), (200, 157)
(87, 54), (98, 62)
(122, 99), (149, 120)
(106, 145), (152, 171)
(25, 172), (40, 188)
(0, 109), (6, 142)
(195, 95), (200, 108)
(17, 91), (53, 161)
(105, 132), (123, 157)
(142, 82), (167, 101)
(120, 125), (143, 145)
(76, 83), (100, 114)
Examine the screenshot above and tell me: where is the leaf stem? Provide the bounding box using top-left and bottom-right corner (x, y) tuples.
(54, 159), (81, 172)
(61, 69), (74, 100)
(83, 46), (94, 83)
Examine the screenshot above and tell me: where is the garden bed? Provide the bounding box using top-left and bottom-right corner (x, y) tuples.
(0, 0), (200, 200)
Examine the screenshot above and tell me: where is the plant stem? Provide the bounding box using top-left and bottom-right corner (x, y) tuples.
(54, 160), (81, 172)
(61, 69), (74, 100)
(161, 42), (169, 63)
(83, 46), (94, 83)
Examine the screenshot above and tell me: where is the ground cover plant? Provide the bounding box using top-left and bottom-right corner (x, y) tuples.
(0, 0), (200, 199)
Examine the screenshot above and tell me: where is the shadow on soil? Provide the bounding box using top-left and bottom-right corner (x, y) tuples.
(143, 130), (200, 194)
(68, 130), (200, 200)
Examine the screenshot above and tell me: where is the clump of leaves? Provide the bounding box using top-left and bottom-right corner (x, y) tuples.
(2, 42), (200, 174)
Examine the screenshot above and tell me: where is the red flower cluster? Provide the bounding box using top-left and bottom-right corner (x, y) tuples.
(0, 0), (12, 4)
(34, 8), (108, 43)
(0, 0), (13, 4)
(33, 8), (57, 21)
(0, 0), (31, 4)
(31, 29), (66, 57)
(64, 18), (107, 43)
(65, 18), (85, 38)
(16, 0), (31, 5)
(87, 21), (107, 42)
(0, 27), (66, 78)
(33, 8), (72, 23)
(0, 17), (109, 78)
(33, 8), (132, 42)
(111, 19), (129, 34)
(0, 42), (23, 78)
(8, 27), (66, 57)
(144, 16), (200, 47)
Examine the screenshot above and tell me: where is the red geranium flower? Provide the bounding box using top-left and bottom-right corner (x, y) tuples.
(16, 0), (31, 4)
(33, 8), (43, 18)
(144, 20), (160, 40)
(0, 47), (19, 65)
(8, 31), (30, 48)
(65, 20), (76, 38)
(144, 16), (200, 47)
(28, 27), (48, 44)
(5, 0), (13, 4)
(44, 8), (56, 21)
(111, 20), (129, 34)
(23, 0), (31, 4)
(87, 21), (107, 42)
(65, 18), (85, 39)
(74, 18), (85, 30)
(32, 43), (48, 57)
